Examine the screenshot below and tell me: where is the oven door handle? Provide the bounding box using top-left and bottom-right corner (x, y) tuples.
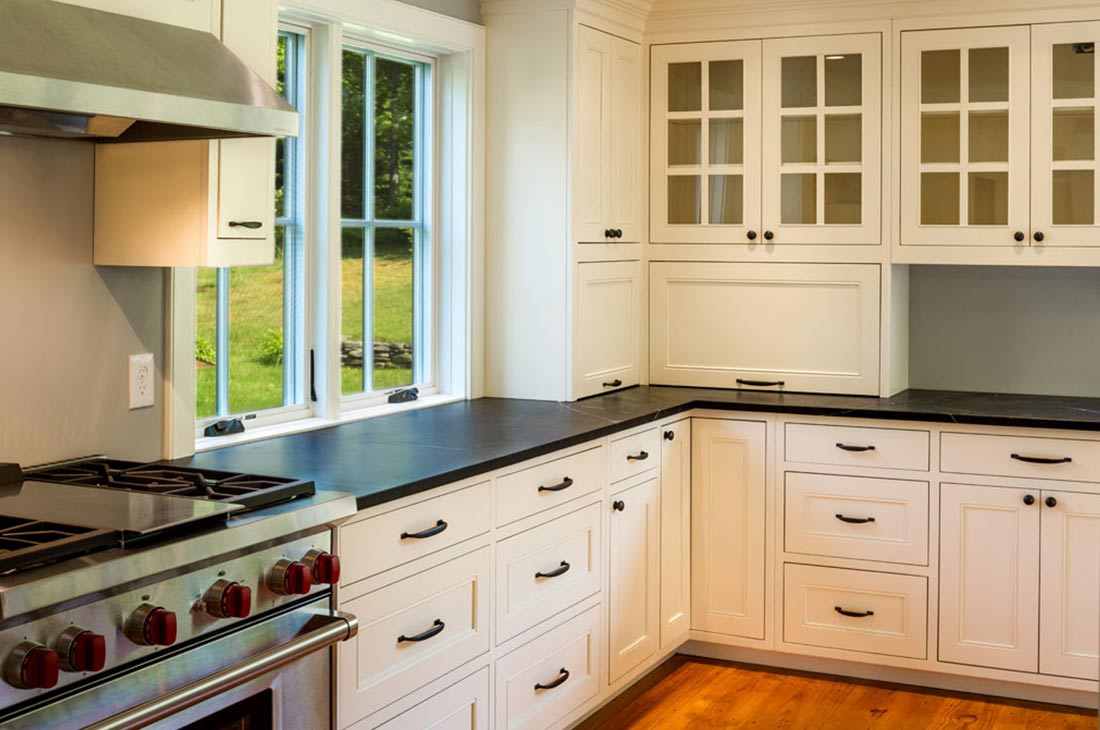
(84, 609), (358, 730)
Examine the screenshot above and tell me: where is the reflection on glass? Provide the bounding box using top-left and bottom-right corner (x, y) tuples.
(782, 56), (817, 108)
(709, 175), (744, 224)
(781, 173), (817, 224)
(668, 176), (701, 224)
(709, 119), (744, 165)
(195, 268), (217, 419)
(824, 174), (861, 224)
(710, 60), (744, 111)
(342, 50), (367, 219)
(825, 114), (861, 163)
(921, 172), (960, 225)
(921, 112), (960, 164)
(374, 58), (416, 221)
(373, 228), (415, 390)
(668, 120), (702, 166)
(341, 227), (365, 395)
(968, 111), (1009, 162)
(969, 47), (1009, 103)
(1052, 108), (1095, 161)
(1053, 43), (1095, 100)
(668, 62), (702, 112)
(228, 257), (284, 414)
(968, 171), (1008, 225)
(1053, 170), (1095, 225)
(825, 54), (862, 106)
(921, 49), (960, 104)
(781, 116), (817, 164)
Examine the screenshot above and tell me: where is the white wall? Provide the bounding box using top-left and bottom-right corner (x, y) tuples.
(400, 0), (481, 23)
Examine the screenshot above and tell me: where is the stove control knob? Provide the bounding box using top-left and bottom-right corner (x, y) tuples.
(4, 642), (59, 690)
(126, 604), (178, 647)
(270, 559), (312, 596)
(204, 580), (252, 619)
(302, 550), (341, 585)
(56, 627), (107, 673)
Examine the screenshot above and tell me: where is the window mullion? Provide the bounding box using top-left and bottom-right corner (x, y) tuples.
(364, 51), (377, 394)
(215, 267), (230, 417)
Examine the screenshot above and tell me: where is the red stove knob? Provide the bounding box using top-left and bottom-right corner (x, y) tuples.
(270, 559), (312, 596)
(204, 580), (252, 619)
(303, 549), (341, 585)
(56, 627), (107, 673)
(126, 604), (177, 647)
(4, 642), (59, 690)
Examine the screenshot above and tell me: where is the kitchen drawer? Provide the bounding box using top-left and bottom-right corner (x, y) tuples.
(496, 447), (605, 527)
(785, 473), (928, 566)
(941, 432), (1100, 484)
(361, 668), (490, 730)
(340, 481), (491, 586)
(783, 564), (927, 660)
(785, 423), (929, 472)
(496, 503), (602, 644)
(338, 548), (491, 724)
(495, 605), (602, 730)
(609, 428), (660, 484)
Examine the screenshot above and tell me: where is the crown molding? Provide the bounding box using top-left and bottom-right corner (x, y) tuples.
(482, 0), (652, 36)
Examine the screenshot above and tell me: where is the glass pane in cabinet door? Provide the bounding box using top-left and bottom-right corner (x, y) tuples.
(825, 114), (861, 163)
(825, 54), (862, 107)
(1053, 108), (1095, 161)
(781, 116), (817, 164)
(921, 172), (960, 225)
(782, 56), (817, 108)
(668, 120), (702, 166)
(968, 111), (1009, 162)
(1053, 170), (1095, 225)
(709, 119), (744, 165)
(781, 174), (817, 224)
(969, 47), (1009, 103)
(824, 173), (861, 224)
(709, 175), (744, 224)
(710, 60), (744, 110)
(967, 172), (1008, 225)
(668, 176), (701, 224)
(1053, 43), (1095, 99)
(921, 112), (960, 163)
(668, 62), (702, 112)
(921, 49), (960, 103)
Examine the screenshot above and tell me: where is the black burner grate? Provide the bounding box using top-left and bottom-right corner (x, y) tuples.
(0, 516), (116, 574)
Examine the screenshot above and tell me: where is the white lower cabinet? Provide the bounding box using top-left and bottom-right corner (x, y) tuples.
(362, 668), (491, 730)
(608, 478), (660, 683)
(659, 421), (691, 649)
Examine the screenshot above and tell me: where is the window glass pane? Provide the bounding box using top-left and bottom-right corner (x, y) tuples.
(824, 54), (861, 107)
(668, 120), (701, 166)
(341, 227), (365, 395)
(708, 175), (743, 224)
(1053, 43), (1096, 100)
(709, 60), (743, 111)
(921, 49), (960, 104)
(275, 34), (287, 219)
(781, 116), (816, 164)
(921, 112), (960, 163)
(1053, 107), (1095, 161)
(709, 119), (743, 165)
(195, 269), (218, 419)
(781, 56), (817, 108)
(781, 173), (817, 224)
(1053, 170), (1095, 225)
(374, 58), (416, 221)
(968, 171), (1008, 225)
(969, 110), (1008, 163)
(824, 173), (861, 224)
(227, 254), (284, 414)
(969, 47), (1009, 103)
(342, 49), (366, 220)
(374, 228), (415, 389)
(824, 114), (861, 163)
(668, 176), (701, 224)
(668, 62), (701, 112)
(921, 172), (960, 225)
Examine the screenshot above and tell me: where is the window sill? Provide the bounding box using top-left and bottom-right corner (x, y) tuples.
(193, 393), (465, 453)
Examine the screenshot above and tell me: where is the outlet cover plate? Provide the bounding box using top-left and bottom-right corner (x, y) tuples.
(129, 353), (155, 410)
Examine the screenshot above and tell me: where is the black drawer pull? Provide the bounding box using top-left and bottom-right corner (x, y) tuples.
(400, 519), (448, 540)
(603, 379), (623, 388)
(834, 606), (874, 619)
(1011, 454), (1072, 465)
(538, 477), (574, 493)
(736, 379), (785, 387)
(398, 619), (445, 643)
(627, 451), (649, 462)
(228, 220), (263, 229)
(835, 513), (876, 524)
(836, 443), (875, 453)
(535, 561), (571, 579)
(534, 667), (570, 691)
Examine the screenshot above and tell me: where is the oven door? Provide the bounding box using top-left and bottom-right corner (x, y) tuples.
(2, 595), (356, 730)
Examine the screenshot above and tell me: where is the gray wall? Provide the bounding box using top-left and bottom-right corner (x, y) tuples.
(909, 266), (1100, 397)
(0, 137), (165, 466)
(399, 0), (481, 23)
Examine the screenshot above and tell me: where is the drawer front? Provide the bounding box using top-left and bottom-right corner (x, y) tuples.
(496, 503), (602, 644)
(496, 447), (605, 527)
(340, 481), (491, 586)
(363, 668), (490, 730)
(609, 428), (660, 484)
(785, 423), (930, 471)
(941, 432), (1100, 483)
(338, 548), (491, 724)
(784, 473), (929, 566)
(495, 605), (602, 730)
(783, 564), (927, 659)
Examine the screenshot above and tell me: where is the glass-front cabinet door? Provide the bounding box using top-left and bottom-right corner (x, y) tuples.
(761, 34), (881, 244)
(900, 27), (1031, 246)
(1032, 22), (1100, 247)
(650, 40), (762, 244)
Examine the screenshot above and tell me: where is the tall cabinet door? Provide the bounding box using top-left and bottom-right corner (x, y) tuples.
(608, 478), (660, 683)
(659, 420), (691, 650)
(1039, 490), (1100, 680)
(1031, 22), (1100, 247)
(900, 27), (1031, 246)
(650, 41), (762, 244)
(939, 483), (1040, 672)
(761, 33), (881, 244)
(691, 419), (767, 639)
(576, 25), (613, 243)
(610, 36), (643, 242)
(573, 261), (641, 399)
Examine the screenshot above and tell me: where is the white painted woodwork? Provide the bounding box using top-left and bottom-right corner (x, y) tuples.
(784, 472), (929, 566)
(576, 25), (613, 243)
(364, 668), (491, 730)
(784, 423), (930, 471)
(649, 262), (881, 395)
(56, 0), (217, 31)
(659, 421), (692, 649)
(495, 447), (606, 527)
(608, 478), (660, 683)
(338, 481), (491, 586)
(783, 564), (928, 659)
(940, 432), (1100, 484)
(495, 503), (602, 644)
(1039, 490), (1100, 680)
(609, 427), (661, 484)
(574, 261), (642, 398)
(939, 483), (1040, 673)
(691, 419), (767, 639)
(609, 36), (643, 242)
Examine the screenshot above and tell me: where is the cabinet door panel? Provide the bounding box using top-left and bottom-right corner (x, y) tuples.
(660, 421), (691, 649)
(574, 261), (640, 399)
(576, 25), (612, 243)
(610, 37), (642, 242)
(366, 668), (490, 730)
(609, 478), (660, 682)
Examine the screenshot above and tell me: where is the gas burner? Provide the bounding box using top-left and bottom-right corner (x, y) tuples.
(0, 516), (115, 574)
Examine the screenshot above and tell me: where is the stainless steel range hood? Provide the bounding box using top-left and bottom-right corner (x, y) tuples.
(0, 0), (298, 142)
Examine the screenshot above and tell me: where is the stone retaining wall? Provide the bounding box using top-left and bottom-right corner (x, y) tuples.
(341, 340), (413, 369)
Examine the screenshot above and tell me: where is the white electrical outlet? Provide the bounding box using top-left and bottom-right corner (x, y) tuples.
(129, 353), (155, 410)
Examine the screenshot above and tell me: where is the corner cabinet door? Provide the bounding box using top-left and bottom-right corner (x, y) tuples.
(1031, 22), (1100, 247)
(650, 40), (762, 244)
(900, 27), (1031, 246)
(574, 261), (641, 399)
(609, 36), (643, 242)
(576, 25), (613, 244)
(691, 419), (767, 639)
(761, 34), (881, 244)
(608, 478), (660, 683)
(939, 483), (1039, 673)
(659, 420), (691, 650)
(1039, 490), (1100, 680)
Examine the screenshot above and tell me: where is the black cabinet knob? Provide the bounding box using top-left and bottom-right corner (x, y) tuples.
(612, 500), (625, 512)
(604, 229), (614, 238)
(1023, 494), (1036, 506)
(747, 230), (758, 241)
(663, 430), (675, 441)
(1034, 231), (1045, 242)
(615, 229), (624, 238)
(1014, 231), (1025, 242)
(763, 230), (774, 241)
(1046, 496), (1058, 508)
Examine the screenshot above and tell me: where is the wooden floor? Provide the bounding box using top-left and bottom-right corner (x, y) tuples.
(577, 657), (1098, 730)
